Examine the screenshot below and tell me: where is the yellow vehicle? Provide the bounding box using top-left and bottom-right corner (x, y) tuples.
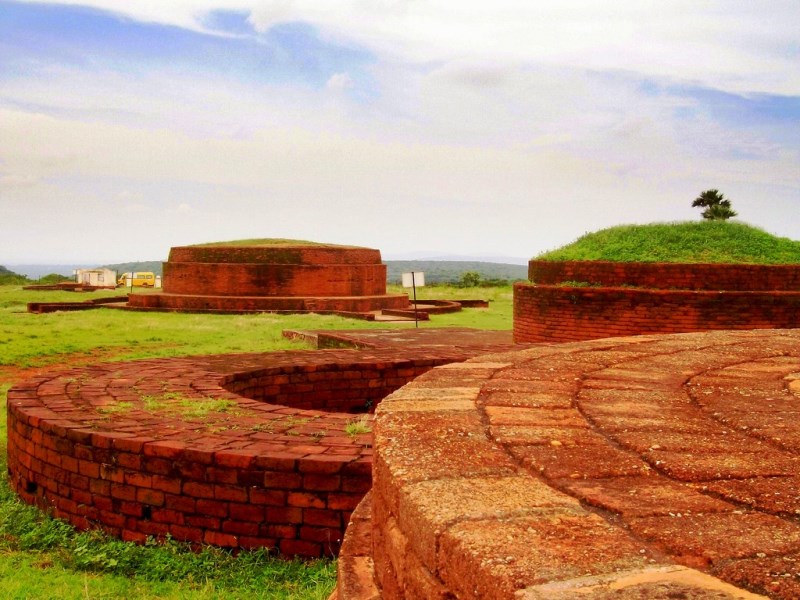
(118, 272), (157, 287)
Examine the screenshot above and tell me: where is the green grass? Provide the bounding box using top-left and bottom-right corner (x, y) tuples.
(536, 221), (800, 264)
(344, 416), (371, 438)
(0, 284), (512, 598)
(387, 284), (513, 330)
(190, 239), (344, 247)
(0, 285), (512, 368)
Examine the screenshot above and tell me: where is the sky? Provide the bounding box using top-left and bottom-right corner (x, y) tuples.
(1, 1), (799, 265)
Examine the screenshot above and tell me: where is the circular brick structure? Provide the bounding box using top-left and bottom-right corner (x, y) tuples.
(335, 328), (800, 600)
(5, 330), (523, 558)
(514, 261), (800, 343)
(127, 241), (409, 314)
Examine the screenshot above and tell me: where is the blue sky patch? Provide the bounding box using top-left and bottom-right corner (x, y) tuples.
(0, 2), (375, 89)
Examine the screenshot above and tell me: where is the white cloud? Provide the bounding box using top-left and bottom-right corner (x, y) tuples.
(169, 202), (193, 214)
(325, 72), (354, 91)
(17, 0), (800, 95)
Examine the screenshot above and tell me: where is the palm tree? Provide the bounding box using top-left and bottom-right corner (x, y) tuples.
(692, 189), (737, 220)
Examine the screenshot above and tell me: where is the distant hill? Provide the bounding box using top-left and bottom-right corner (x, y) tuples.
(102, 260), (526, 285)
(6, 264), (81, 278)
(0, 265), (30, 285)
(101, 261), (164, 276)
(385, 261), (527, 285)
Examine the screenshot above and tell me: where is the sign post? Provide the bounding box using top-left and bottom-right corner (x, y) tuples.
(401, 271), (425, 328)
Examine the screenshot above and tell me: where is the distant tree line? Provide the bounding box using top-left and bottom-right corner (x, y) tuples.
(0, 266), (71, 285)
(385, 261), (527, 286)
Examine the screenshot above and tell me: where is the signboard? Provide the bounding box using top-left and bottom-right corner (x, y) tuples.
(401, 271), (425, 288)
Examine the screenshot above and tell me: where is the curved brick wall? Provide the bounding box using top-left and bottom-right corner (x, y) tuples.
(7, 340), (513, 558)
(128, 242), (408, 314)
(335, 329), (800, 600)
(515, 261), (800, 343)
(529, 260), (800, 291)
(7, 350), (456, 556)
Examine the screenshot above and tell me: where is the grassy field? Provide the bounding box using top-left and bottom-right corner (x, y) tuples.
(536, 221), (800, 264)
(0, 284), (511, 599)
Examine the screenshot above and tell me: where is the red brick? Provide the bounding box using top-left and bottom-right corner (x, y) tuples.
(300, 525), (343, 547)
(169, 524), (203, 544)
(223, 521), (259, 536)
(151, 475), (181, 494)
(303, 508), (341, 528)
(118, 501), (142, 517)
(151, 508), (184, 524)
(264, 472), (302, 489)
(266, 507), (303, 524)
(298, 456), (347, 474)
(239, 535), (277, 550)
(204, 530), (238, 547)
(115, 453), (142, 470)
(142, 456), (173, 476)
(165, 494), (196, 513)
(77, 460), (100, 478)
(303, 474), (340, 492)
(196, 499), (229, 518)
(279, 539), (320, 558)
(249, 488), (286, 506)
(182, 482), (215, 499)
(110, 484), (137, 502)
(328, 493), (362, 511)
(121, 529), (147, 544)
(186, 515), (220, 529)
(287, 491), (326, 509)
(230, 503), (266, 522)
(263, 524), (296, 539)
(138, 521), (170, 537)
(124, 472), (152, 488)
(143, 441), (186, 459)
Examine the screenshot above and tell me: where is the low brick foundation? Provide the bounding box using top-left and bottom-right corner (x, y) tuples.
(515, 261), (800, 343)
(126, 293), (409, 314)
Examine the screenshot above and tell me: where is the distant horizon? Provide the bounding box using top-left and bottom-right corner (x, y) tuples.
(6, 254), (531, 278)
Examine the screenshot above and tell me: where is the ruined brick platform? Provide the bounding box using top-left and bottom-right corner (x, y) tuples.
(336, 328), (800, 599)
(515, 261), (800, 343)
(126, 242), (409, 314)
(5, 329), (525, 557)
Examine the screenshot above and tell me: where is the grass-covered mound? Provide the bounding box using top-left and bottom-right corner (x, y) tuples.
(537, 222), (800, 264)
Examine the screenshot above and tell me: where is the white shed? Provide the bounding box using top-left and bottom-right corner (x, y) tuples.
(74, 268), (117, 288)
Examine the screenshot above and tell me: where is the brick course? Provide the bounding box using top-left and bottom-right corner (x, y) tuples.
(529, 260), (800, 290)
(515, 261), (800, 343)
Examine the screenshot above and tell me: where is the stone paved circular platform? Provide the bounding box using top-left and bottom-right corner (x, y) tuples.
(336, 328), (800, 599)
(6, 329), (525, 558)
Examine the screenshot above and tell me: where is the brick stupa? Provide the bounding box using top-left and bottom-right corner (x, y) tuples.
(127, 240), (409, 314)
